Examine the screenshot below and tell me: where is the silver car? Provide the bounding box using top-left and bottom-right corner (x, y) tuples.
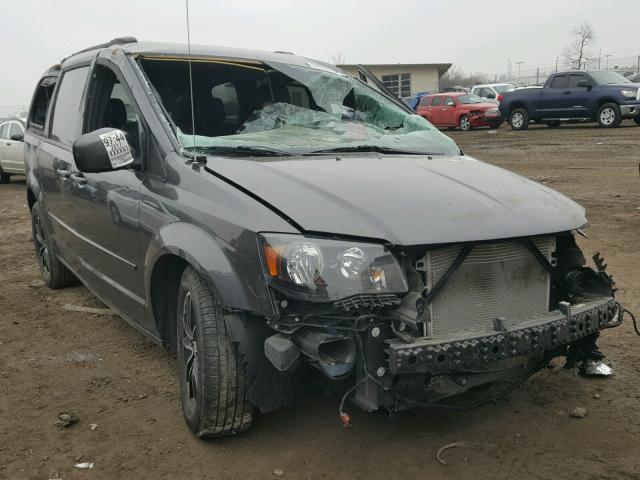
(0, 117), (26, 183)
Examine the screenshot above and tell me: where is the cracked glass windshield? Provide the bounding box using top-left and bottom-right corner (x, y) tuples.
(139, 56), (460, 156)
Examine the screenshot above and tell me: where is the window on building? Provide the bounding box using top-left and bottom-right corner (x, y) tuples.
(381, 73), (411, 97)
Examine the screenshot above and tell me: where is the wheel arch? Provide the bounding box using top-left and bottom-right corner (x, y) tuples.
(144, 222), (276, 350)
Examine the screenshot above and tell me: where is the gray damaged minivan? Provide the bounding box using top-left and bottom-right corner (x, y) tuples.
(25, 38), (624, 437)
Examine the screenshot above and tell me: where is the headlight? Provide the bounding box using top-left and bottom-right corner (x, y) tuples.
(620, 89), (638, 99)
(259, 233), (408, 301)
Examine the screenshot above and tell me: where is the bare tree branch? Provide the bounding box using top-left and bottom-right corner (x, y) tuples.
(439, 67), (488, 89)
(563, 22), (596, 70)
(331, 53), (346, 65)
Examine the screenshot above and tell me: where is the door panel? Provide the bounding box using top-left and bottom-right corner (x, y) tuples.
(440, 97), (458, 126)
(538, 75), (569, 118)
(563, 74), (592, 118)
(64, 62), (146, 323)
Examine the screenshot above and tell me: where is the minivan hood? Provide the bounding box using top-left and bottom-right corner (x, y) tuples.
(205, 155), (586, 245)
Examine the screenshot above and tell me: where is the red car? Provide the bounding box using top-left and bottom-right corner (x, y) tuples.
(416, 92), (502, 131)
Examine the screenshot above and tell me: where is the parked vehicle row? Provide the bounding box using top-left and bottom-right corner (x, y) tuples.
(499, 70), (640, 130)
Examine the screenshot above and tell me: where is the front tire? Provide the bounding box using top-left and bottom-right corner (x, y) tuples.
(509, 108), (530, 130)
(177, 266), (253, 438)
(459, 115), (472, 131)
(597, 103), (621, 128)
(31, 202), (76, 289)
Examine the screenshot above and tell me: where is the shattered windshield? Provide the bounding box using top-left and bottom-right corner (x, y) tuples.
(139, 57), (460, 157)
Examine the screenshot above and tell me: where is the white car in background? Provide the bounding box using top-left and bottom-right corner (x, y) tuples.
(0, 117), (26, 183)
(471, 83), (515, 103)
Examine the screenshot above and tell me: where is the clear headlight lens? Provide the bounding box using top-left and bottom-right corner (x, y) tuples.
(620, 89), (638, 99)
(259, 234), (408, 301)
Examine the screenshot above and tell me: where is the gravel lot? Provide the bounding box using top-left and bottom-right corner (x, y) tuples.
(1, 122), (639, 480)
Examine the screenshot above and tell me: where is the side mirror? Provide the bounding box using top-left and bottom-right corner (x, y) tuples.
(577, 81), (592, 89)
(73, 128), (135, 173)
(10, 133), (24, 142)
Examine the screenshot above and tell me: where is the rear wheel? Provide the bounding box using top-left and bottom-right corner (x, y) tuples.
(545, 121), (561, 128)
(509, 108), (530, 130)
(597, 103), (621, 128)
(31, 202), (76, 289)
(177, 266), (254, 438)
(459, 115), (472, 131)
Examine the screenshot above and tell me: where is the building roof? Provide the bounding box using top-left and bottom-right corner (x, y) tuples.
(338, 63), (452, 76)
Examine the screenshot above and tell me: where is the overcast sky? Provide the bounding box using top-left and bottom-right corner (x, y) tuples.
(2, 0), (639, 110)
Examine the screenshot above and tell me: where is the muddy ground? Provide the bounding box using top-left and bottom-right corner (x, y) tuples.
(0, 122), (639, 480)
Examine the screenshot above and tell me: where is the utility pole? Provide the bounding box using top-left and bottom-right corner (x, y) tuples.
(598, 47), (602, 69)
(516, 61), (524, 79)
(605, 54), (612, 70)
(555, 56), (559, 72)
(536, 67), (540, 85)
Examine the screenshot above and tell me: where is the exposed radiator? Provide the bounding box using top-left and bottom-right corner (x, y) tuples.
(418, 237), (556, 337)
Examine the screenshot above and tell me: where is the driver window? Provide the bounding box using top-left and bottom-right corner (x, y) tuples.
(85, 65), (142, 159)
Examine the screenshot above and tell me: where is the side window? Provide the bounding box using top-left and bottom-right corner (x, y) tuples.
(28, 76), (57, 130)
(0, 123), (9, 140)
(84, 65), (142, 159)
(418, 96), (431, 107)
(550, 75), (568, 89)
(568, 75), (588, 89)
(9, 123), (23, 140)
(444, 96), (456, 106)
(431, 96), (443, 107)
(51, 66), (90, 146)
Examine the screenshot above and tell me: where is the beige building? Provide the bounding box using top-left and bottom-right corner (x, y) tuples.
(338, 63), (451, 97)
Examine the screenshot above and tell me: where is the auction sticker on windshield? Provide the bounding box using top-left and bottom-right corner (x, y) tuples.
(99, 130), (134, 168)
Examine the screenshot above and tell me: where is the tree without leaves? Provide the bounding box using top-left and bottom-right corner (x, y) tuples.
(439, 67), (488, 89)
(331, 53), (346, 65)
(563, 22), (596, 70)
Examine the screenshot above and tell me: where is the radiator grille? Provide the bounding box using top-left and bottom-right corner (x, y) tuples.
(421, 237), (555, 337)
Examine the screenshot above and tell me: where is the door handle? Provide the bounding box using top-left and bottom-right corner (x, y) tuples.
(55, 168), (71, 178)
(70, 173), (87, 185)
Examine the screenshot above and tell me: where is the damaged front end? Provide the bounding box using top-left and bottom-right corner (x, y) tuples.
(244, 231), (623, 414)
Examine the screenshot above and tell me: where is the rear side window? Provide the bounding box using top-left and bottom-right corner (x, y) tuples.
(431, 96), (443, 106)
(51, 66), (90, 146)
(28, 76), (57, 130)
(9, 123), (23, 139)
(550, 75), (568, 89)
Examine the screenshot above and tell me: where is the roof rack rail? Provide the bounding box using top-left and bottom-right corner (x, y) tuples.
(61, 36), (138, 62)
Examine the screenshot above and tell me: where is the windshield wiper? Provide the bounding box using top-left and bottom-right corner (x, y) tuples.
(309, 145), (437, 155)
(197, 145), (295, 157)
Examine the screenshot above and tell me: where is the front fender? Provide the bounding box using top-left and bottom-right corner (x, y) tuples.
(144, 222), (275, 318)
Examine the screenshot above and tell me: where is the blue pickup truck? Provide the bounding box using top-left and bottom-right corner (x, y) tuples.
(499, 70), (640, 130)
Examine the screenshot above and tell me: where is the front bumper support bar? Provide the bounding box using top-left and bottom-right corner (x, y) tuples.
(387, 297), (620, 375)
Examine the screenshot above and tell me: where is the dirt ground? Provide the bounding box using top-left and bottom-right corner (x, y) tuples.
(1, 122), (639, 480)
